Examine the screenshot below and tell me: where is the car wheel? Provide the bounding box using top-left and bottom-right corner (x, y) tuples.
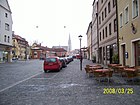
(44, 70), (48, 73)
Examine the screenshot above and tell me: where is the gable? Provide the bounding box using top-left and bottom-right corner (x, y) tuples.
(0, 0), (11, 12)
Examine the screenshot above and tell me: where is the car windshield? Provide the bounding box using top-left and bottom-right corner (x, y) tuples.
(46, 58), (56, 62)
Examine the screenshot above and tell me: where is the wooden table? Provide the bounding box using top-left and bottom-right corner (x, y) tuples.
(108, 64), (122, 67)
(93, 69), (113, 82)
(89, 66), (103, 71)
(108, 64), (122, 73)
(123, 68), (138, 79)
(89, 64), (101, 67)
(115, 66), (126, 75)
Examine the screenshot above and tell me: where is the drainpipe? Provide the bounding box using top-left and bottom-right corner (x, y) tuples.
(96, 1), (99, 64)
(91, 22), (92, 61)
(115, 0), (120, 64)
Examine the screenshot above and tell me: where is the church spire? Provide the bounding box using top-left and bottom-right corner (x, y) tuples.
(68, 34), (72, 52)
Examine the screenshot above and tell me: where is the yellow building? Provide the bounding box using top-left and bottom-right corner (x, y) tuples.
(117, 0), (140, 66)
(12, 33), (29, 60)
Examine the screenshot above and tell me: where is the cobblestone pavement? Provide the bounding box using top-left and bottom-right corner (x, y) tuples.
(0, 59), (140, 105)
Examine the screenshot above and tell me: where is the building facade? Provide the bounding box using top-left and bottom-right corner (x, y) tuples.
(31, 43), (43, 59)
(0, 0), (13, 62)
(91, 0), (99, 63)
(12, 33), (29, 60)
(98, 0), (118, 65)
(117, 0), (140, 66)
(86, 21), (92, 60)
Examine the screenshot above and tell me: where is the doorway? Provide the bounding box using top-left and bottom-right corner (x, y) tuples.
(135, 41), (140, 66)
(122, 45), (126, 66)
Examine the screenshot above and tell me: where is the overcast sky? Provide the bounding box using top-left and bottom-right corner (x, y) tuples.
(8, 0), (93, 50)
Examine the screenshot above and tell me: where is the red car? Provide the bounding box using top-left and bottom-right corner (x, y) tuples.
(43, 56), (62, 72)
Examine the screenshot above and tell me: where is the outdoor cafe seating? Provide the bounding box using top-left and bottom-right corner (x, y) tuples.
(93, 68), (113, 82)
(85, 63), (140, 83)
(85, 65), (103, 77)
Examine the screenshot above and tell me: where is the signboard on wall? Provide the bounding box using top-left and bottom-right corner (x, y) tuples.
(125, 52), (128, 59)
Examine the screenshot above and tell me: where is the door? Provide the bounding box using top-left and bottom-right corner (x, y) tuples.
(135, 41), (140, 66)
(122, 45), (126, 66)
(110, 47), (113, 64)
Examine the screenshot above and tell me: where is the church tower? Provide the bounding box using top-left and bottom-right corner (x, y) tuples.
(68, 34), (72, 52)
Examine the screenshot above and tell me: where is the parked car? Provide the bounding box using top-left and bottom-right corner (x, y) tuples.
(43, 56), (62, 72)
(59, 58), (67, 68)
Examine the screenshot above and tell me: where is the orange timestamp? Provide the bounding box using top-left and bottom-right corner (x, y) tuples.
(103, 88), (134, 94)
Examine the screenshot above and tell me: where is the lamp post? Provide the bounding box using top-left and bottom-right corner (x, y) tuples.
(78, 35), (83, 70)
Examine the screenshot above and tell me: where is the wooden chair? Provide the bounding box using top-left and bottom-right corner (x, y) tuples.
(85, 65), (93, 77)
(125, 70), (138, 81)
(105, 70), (113, 82)
(93, 70), (107, 82)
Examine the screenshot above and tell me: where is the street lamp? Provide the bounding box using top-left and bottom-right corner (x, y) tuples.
(78, 35), (83, 70)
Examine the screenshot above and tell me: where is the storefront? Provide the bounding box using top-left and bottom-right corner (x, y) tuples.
(0, 45), (12, 63)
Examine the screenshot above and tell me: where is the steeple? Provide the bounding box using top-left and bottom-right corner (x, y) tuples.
(68, 34), (72, 52)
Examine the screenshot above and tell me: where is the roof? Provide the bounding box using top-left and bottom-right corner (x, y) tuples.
(0, 0), (12, 13)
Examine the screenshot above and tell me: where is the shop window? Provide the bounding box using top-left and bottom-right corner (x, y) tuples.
(106, 46), (110, 60)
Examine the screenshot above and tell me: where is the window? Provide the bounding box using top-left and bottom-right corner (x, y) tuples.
(5, 13), (8, 18)
(114, 18), (117, 32)
(4, 35), (6, 42)
(102, 12), (104, 21)
(113, 0), (116, 7)
(99, 16), (101, 24)
(105, 26), (108, 37)
(105, 8), (107, 18)
(5, 23), (10, 31)
(101, 0), (103, 3)
(120, 13), (123, 27)
(109, 23), (111, 35)
(103, 29), (104, 39)
(132, 0), (139, 18)
(8, 36), (10, 43)
(124, 7), (129, 24)
(108, 2), (111, 13)
(100, 32), (101, 41)
(103, 47), (105, 60)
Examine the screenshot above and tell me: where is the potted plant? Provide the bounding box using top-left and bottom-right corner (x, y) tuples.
(92, 54), (96, 63)
(112, 53), (119, 64)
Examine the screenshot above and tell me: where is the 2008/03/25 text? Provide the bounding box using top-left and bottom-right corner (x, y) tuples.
(103, 88), (134, 94)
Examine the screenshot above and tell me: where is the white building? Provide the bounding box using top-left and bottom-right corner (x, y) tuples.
(91, 0), (98, 63)
(0, 0), (13, 62)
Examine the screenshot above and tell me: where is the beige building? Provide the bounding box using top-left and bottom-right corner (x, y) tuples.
(86, 22), (92, 60)
(98, 0), (118, 65)
(117, 0), (140, 66)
